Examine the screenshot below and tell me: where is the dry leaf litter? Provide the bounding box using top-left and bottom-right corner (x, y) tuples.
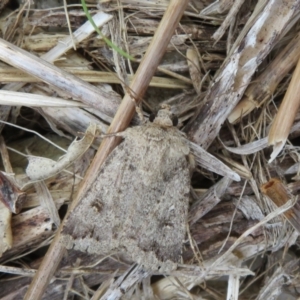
(0, 0), (300, 299)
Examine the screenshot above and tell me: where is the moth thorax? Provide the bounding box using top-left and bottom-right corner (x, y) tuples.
(153, 109), (178, 127)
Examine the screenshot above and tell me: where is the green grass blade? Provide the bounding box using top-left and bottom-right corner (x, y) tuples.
(81, 0), (135, 61)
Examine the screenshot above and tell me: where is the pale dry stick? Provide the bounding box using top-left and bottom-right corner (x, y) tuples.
(212, 0), (246, 43)
(186, 0), (300, 149)
(268, 55), (300, 162)
(100, 265), (150, 300)
(225, 0), (269, 58)
(188, 176), (232, 225)
(228, 32), (300, 124)
(0, 37), (119, 116)
(24, 1), (189, 299)
(152, 266), (253, 300)
(0, 136), (16, 253)
(0, 90), (86, 107)
(201, 0), (245, 16)
(0, 136), (14, 174)
(0, 13), (120, 119)
(157, 65), (193, 85)
(0, 11), (110, 131)
(186, 48), (202, 95)
(0, 67), (189, 89)
(226, 260), (242, 300)
(3, 11), (112, 82)
(0, 265), (36, 277)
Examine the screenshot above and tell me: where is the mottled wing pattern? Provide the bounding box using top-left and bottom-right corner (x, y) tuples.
(61, 123), (190, 271)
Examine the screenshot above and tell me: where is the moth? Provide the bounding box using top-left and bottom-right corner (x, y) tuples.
(61, 105), (239, 272)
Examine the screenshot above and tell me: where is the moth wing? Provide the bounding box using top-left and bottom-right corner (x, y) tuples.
(115, 132), (191, 267)
(61, 140), (133, 254)
(61, 127), (190, 270)
(127, 155), (190, 265)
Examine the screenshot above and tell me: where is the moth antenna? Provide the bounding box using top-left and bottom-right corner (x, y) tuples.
(123, 84), (146, 124)
(99, 131), (126, 139)
(135, 104), (146, 123)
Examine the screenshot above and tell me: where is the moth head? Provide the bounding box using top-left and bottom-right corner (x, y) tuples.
(149, 104), (178, 127)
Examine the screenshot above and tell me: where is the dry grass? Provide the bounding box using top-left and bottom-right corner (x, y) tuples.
(1, 0), (300, 299)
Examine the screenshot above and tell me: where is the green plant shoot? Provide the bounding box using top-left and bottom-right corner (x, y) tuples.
(81, 0), (135, 61)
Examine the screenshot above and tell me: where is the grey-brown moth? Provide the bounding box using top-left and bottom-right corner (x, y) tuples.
(61, 105), (239, 272)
